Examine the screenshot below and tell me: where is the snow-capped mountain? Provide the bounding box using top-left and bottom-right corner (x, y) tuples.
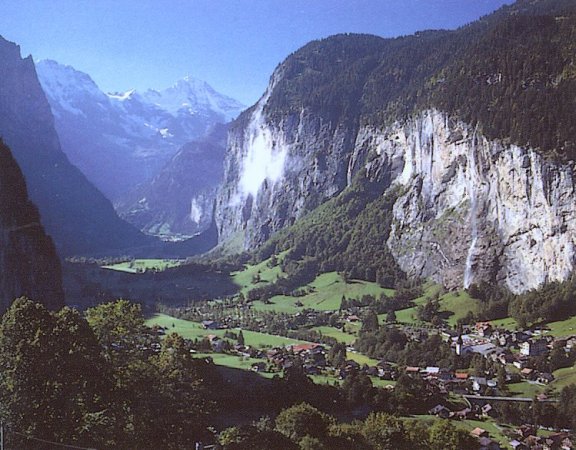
(36, 60), (244, 201)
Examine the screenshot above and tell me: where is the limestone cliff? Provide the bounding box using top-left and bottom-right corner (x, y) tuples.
(362, 110), (576, 294)
(0, 141), (64, 311)
(215, 76), (359, 248)
(215, 104), (576, 294)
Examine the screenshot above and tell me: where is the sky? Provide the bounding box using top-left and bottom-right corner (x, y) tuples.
(0, 0), (513, 105)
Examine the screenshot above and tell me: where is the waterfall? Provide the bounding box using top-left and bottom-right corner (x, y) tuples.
(464, 128), (479, 289)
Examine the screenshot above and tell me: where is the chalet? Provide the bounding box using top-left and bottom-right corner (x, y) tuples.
(513, 356), (530, 369)
(481, 403), (495, 418)
(509, 440), (528, 450)
(516, 424), (536, 439)
(471, 376), (488, 392)
(429, 404), (451, 419)
(470, 427), (489, 439)
(520, 338), (549, 357)
(475, 322), (493, 337)
(478, 436), (500, 450)
(207, 335), (225, 352)
(536, 372), (554, 384)
(424, 366), (440, 377)
(202, 320), (220, 330)
(453, 407), (475, 420)
(251, 362), (267, 373)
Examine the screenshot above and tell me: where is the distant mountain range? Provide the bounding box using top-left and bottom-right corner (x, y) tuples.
(36, 60), (244, 201)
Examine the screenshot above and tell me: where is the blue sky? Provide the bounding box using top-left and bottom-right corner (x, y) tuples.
(0, 0), (513, 105)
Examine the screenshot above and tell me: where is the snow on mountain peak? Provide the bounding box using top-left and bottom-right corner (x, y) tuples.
(143, 76), (245, 120)
(107, 89), (136, 101)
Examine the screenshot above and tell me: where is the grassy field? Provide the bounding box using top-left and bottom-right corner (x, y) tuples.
(544, 316), (576, 338)
(508, 381), (545, 398)
(146, 313), (312, 348)
(439, 290), (478, 326)
(490, 317), (519, 331)
(379, 283), (480, 327)
(194, 353), (277, 379)
(409, 415), (511, 448)
(231, 255), (286, 293)
(551, 365), (576, 391)
(311, 326), (357, 345)
(250, 272), (394, 314)
(102, 259), (186, 273)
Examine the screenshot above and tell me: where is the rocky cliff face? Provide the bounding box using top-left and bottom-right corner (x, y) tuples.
(216, 101), (576, 293)
(361, 110), (576, 294)
(0, 141), (64, 312)
(117, 125), (227, 240)
(0, 36), (151, 256)
(215, 75), (360, 248)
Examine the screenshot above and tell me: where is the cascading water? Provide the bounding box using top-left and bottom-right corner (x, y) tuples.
(463, 128), (479, 289)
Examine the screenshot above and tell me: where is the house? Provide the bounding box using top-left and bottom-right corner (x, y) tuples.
(251, 362), (267, 373)
(453, 407), (475, 420)
(520, 338), (549, 357)
(429, 404), (451, 419)
(520, 368), (535, 380)
(481, 403), (494, 418)
(425, 367), (440, 377)
(537, 372), (555, 384)
(478, 436), (500, 450)
(475, 322), (493, 337)
(509, 440), (528, 450)
(470, 427), (489, 439)
(471, 376), (488, 392)
(202, 320), (220, 330)
(516, 424), (536, 439)
(405, 366), (420, 375)
(513, 357), (530, 369)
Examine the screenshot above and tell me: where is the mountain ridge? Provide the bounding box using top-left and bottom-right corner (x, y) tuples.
(36, 59), (244, 201)
(214, 0), (576, 293)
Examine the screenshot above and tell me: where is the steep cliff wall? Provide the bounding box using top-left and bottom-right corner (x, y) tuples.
(216, 103), (576, 294)
(215, 78), (360, 249)
(0, 36), (151, 256)
(359, 110), (576, 293)
(0, 141), (64, 311)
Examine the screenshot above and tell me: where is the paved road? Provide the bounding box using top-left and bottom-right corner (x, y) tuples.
(463, 394), (558, 403)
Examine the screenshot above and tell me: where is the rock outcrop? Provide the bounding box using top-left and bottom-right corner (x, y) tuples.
(0, 140), (64, 311)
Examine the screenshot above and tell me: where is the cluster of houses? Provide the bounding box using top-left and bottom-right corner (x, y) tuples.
(509, 425), (574, 450)
(450, 322), (572, 386)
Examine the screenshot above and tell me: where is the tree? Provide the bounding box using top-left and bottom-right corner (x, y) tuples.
(85, 299), (150, 364)
(327, 342), (347, 368)
(361, 413), (412, 450)
(238, 329), (245, 346)
(361, 309), (380, 333)
(0, 299), (117, 449)
(427, 420), (479, 450)
(220, 425), (299, 450)
(386, 309), (397, 323)
(275, 403), (334, 442)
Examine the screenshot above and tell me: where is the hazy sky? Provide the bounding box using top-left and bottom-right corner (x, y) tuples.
(0, 0), (513, 105)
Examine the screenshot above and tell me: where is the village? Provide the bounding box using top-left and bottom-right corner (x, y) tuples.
(148, 311), (576, 450)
